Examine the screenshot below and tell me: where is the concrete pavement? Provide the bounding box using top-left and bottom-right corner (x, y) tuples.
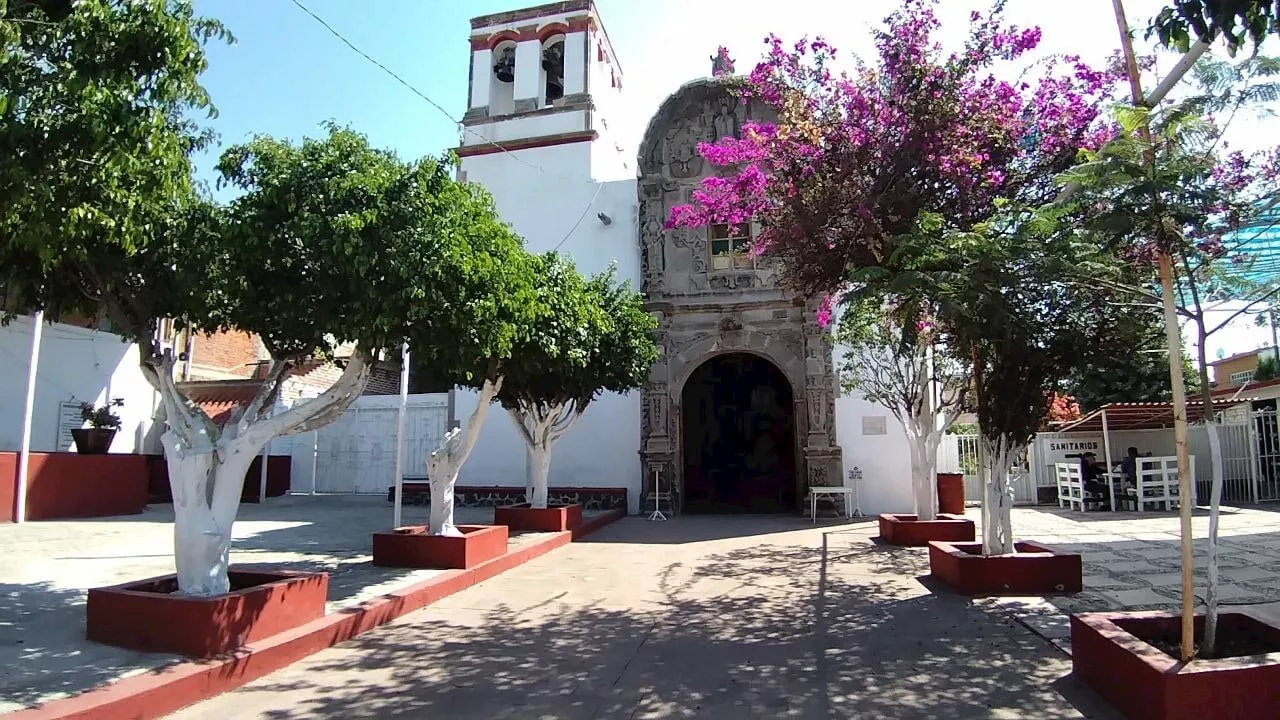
(170, 515), (1119, 719)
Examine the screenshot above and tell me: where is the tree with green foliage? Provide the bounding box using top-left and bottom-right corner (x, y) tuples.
(853, 206), (1109, 554)
(3, 5), (531, 594)
(1061, 304), (1200, 410)
(1150, 0), (1278, 56)
(497, 255), (658, 510)
(834, 299), (968, 522)
(0, 0), (229, 320)
(1056, 59), (1280, 652)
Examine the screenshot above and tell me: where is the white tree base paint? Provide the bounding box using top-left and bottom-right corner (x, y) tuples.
(981, 436), (1019, 556)
(426, 376), (502, 536)
(508, 399), (584, 510)
(147, 349), (372, 597)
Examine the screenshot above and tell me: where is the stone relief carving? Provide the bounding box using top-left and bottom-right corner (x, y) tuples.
(663, 119), (705, 179)
(711, 100), (740, 141)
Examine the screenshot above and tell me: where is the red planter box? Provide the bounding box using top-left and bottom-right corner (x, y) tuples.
(1071, 611), (1280, 720)
(85, 567), (328, 657)
(928, 540), (1082, 595)
(0, 451), (149, 521)
(877, 513), (975, 546)
(372, 524), (509, 569)
(493, 503), (584, 532)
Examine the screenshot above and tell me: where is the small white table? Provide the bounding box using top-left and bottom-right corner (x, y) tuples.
(809, 486), (854, 525)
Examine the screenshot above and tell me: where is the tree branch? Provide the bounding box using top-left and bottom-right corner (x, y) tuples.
(260, 346), (374, 438)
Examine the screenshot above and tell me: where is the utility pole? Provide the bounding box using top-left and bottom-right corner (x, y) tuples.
(1111, 0), (1196, 662)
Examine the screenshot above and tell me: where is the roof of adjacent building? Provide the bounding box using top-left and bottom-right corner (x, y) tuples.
(1052, 399), (1258, 433)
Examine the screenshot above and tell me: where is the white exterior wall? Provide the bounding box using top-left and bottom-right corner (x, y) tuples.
(465, 110), (590, 147)
(0, 315), (158, 454)
(470, 48), (493, 110)
(833, 373), (915, 516)
(457, 141), (642, 513)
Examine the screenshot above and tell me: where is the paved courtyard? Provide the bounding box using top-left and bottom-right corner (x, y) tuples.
(171, 514), (1120, 720)
(972, 503), (1280, 653)
(0, 495), (567, 713)
(8, 499), (1280, 718)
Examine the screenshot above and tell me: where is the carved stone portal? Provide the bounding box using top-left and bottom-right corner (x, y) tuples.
(636, 79), (842, 513)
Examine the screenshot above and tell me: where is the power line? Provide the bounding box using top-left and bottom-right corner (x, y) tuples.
(287, 0), (599, 187)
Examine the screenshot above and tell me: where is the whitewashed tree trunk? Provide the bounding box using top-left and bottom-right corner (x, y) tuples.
(906, 420), (940, 521)
(508, 399), (586, 510)
(981, 435), (1019, 556)
(144, 348), (372, 597)
(426, 375), (502, 536)
(1204, 419), (1225, 653)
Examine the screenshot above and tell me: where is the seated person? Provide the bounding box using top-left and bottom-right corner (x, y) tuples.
(1120, 446), (1141, 483)
(1080, 452), (1112, 502)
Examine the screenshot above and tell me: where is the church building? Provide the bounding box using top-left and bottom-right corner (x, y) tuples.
(452, 1), (915, 517)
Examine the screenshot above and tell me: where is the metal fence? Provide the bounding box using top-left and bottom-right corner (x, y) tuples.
(285, 394), (449, 494)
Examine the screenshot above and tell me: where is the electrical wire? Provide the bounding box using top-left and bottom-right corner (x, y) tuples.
(287, 0), (601, 188)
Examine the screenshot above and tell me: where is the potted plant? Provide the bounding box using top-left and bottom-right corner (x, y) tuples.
(72, 398), (124, 454)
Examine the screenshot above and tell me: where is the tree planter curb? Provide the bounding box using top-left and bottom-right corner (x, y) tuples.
(85, 568), (328, 657)
(493, 502), (583, 532)
(1071, 611), (1280, 720)
(877, 513), (975, 546)
(927, 540), (1082, 595)
(372, 524), (509, 569)
(11, 509), (625, 720)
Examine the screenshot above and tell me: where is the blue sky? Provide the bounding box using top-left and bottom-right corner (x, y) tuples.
(190, 0), (1265, 196)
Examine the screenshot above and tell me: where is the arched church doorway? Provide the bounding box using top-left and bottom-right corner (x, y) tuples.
(681, 353), (797, 513)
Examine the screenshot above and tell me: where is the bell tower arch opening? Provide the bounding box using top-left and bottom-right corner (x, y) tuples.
(681, 353), (797, 514)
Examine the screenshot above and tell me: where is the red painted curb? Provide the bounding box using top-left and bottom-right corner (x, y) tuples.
(5, 509), (626, 720)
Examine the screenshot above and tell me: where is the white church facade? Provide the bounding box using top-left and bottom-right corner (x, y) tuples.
(451, 0), (916, 517)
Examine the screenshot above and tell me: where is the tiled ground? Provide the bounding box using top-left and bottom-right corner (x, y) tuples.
(978, 503), (1280, 652)
(0, 496), (574, 712)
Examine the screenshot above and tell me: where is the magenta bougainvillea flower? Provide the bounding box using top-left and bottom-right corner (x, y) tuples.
(668, 0), (1128, 324)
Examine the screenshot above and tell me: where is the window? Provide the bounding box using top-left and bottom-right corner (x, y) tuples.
(1231, 370), (1256, 385)
(709, 222), (755, 271)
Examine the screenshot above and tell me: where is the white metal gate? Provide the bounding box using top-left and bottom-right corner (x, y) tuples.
(306, 394), (448, 494)
(1253, 409), (1280, 502)
(936, 433), (1035, 504)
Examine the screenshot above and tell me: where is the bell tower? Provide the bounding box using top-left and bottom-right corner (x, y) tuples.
(459, 1), (627, 181)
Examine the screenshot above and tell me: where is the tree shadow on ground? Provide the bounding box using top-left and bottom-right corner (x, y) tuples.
(222, 530), (1119, 720)
(0, 581), (180, 711)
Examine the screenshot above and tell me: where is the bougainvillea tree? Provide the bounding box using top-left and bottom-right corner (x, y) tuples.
(668, 0), (1122, 303)
(835, 299), (967, 521)
(667, 0), (1121, 542)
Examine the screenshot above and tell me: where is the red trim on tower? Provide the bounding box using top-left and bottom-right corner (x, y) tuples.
(537, 22), (571, 42)
(455, 130), (597, 158)
(485, 30), (522, 50)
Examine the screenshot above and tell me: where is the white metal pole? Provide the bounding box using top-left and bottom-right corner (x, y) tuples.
(392, 342), (410, 529)
(310, 429), (318, 495)
(14, 311), (44, 524)
(1101, 408), (1117, 511)
(258, 406), (271, 504)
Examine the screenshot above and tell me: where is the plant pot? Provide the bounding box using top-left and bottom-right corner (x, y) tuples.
(928, 540), (1082, 595)
(1071, 611), (1280, 720)
(71, 428), (116, 454)
(493, 502), (583, 532)
(936, 472), (965, 514)
(877, 513), (975, 546)
(372, 524), (508, 569)
(85, 568), (328, 657)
